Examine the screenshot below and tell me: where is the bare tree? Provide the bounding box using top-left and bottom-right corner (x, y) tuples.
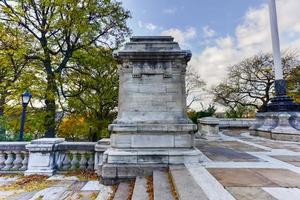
(213, 52), (298, 111)
(185, 67), (206, 109)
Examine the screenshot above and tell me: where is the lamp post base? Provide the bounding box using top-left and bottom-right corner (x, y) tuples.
(251, 80), (300, 141)
(263, 95), (300, 112)
(250, 111), (300, 142)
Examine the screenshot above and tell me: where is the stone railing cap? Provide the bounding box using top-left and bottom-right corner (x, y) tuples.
(30, 138), (65, 144)
(0, 142), (29, 151)
(197, 117), (220, 124)
(97, 138), (110, 145)
(57, 142), (96, 151)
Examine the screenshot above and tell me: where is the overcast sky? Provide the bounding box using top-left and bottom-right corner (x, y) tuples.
(119, 0), (300, 109)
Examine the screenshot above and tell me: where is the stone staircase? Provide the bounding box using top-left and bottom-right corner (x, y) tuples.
(111, 165), (209, 200)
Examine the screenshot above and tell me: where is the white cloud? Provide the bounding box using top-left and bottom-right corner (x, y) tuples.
(191, 0), (300, 90)
(161, 27), (196, 47)
(188, 0), (300, 110)
(163, 8), (177, 14)
(138, 21), (157, 31)
(138, 20), (143, 28)
(145, 23), (157, 31)
(202, 26), (216, 38)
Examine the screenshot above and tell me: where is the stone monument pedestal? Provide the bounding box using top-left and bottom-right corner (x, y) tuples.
(99, 36), (201, 184)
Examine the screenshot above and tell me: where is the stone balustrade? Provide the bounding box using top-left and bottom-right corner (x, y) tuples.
(0, 138), (110, 175)
(56, 142), (96, 171)
(0, 142), (29, 172)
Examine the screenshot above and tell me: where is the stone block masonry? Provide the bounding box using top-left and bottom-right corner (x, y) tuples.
(100, 36), (201, 184)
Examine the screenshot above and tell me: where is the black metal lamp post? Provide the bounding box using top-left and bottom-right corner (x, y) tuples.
(19, 91), (32, 141)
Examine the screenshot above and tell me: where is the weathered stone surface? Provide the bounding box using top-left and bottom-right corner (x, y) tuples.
(207, 168), (278, 187)
(47, 174), (79, 181)
(263, 187), (300, 200)
(0, 176), (19, 186)
(0, 142), (28, 151)
(81, 181), (102, 191)
(113, 182), (130, 200)
(196, 144), (261, 162)
(132, 176), (148, 200)
(29, 186), (67, 200)
(68, 181), (87, 191)
(61, 191), (99, 200)
(227, 187), (276, 200)
(197, 117), (220, 140)
(153, 170), (173, 200)
(52, 180), (76, 187)
(101, 36), (200, 181)
(271, 155), (300, 167)
(218, 118), (256, 128)
(170, 165), (208, 200)
(254, 168), (300, 187)
(9, 191), (37, 200)
(250, 111), (300, 142)
(95, 184), (113, 200)
(0, 190), (24, 199)
(25, 138), (65, 176)
(56, 142), (95, 151)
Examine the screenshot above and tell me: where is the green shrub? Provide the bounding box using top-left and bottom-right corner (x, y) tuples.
(187, 105), (216, 124)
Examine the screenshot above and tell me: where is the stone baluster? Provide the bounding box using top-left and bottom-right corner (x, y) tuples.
(70, 151), (79, 170)
(87, 153), (94, 170)
(3, 151), (14, 170)
(79, 152), (87, 170)
(20, 151), (29, 171)
(12, 151), (23, 170)
(62, 153), (71, 170)
(0, 151), (5, 170)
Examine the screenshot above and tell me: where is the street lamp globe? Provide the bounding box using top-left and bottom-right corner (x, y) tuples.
(22, 91), (32, 106)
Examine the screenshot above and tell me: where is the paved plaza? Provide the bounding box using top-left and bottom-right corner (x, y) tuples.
(1, 130), (300, 200)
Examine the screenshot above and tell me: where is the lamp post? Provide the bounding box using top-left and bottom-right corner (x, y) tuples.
(268, 0), (285, 95)
(250, 0), (300, 140)
(265, 0), (300, 112)
(19, 91), (32, 141)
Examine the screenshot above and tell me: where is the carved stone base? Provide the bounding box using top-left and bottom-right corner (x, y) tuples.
(100, 148), (201, 184)
(250, 112), (300, 141)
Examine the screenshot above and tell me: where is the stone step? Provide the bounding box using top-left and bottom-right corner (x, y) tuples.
(153, 170), (174, 200)
(170, 165), (208, 200)
(113, 182), (130, 200)
(132, 176), (148, 200)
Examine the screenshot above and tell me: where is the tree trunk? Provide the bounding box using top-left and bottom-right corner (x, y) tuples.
(44, 72), (57, 138)
(0, 95), (5, 117)
(0, 95), (6, 135)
